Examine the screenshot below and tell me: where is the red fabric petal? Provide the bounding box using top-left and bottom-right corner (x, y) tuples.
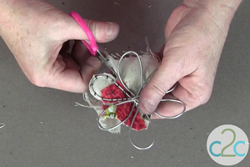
(101, 81), (146, 131)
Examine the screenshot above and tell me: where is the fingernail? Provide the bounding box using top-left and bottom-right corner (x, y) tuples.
(142, 99), (156, 114)
(106, 22), (116, 38)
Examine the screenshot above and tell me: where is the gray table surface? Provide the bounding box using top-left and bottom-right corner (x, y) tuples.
(0, 0), (250, 167)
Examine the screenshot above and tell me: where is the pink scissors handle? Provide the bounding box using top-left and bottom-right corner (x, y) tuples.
(70, 11), (98, 56)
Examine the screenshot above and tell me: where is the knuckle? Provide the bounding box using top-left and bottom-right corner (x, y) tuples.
(197, 93), (210, 105)
(87, 20), (97, 37)
(162, 52), (187, 77)
(29, 74), (46, 87)
(193, 85), (212, 106)
(149, 81), (168, 97)
(185, 82), (212, 107)
(82, 84), (88, 93)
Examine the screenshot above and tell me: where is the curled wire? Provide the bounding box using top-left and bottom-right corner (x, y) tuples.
(93, 51), (186, 150)
(0, 123), (5, 129)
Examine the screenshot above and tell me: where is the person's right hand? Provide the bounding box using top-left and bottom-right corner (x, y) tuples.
(0, 0), (119, 92)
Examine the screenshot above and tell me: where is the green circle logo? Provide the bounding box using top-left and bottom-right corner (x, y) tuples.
(207, 124), (249, 166)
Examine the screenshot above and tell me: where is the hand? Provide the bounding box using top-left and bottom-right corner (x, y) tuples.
(139, 0), (242, 117)
(0, 0), (119, 92)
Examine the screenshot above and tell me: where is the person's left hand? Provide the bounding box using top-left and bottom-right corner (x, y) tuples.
(138, 1), (239, 117)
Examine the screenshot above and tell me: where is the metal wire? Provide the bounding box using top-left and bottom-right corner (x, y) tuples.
(0, 123), (5, 129)
(92, 51), (186, 150)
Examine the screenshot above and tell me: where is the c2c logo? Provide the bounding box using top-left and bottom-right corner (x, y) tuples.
(207, 125), (249, 166)
(209, 129), (246, 157)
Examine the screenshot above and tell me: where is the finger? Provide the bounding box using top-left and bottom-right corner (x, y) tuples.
(45, 59), (87, 93)
(72, 40), (101, 89)
(151, 93), (186, 119)
(85, 19), (120, 43)
(150, 84), (190, 119)
(61, 53), (80, 71)
(61, 14), (120, 43)
(152, 73), (213, 119)
(165, 5), (190, 38)
(138, 56), (185, 114)
(72, 40), (91, 66)
(171, 76), (198, 111)
(171, 74), (213, 110)
(71, 40), (102, 71)
(45, 55), (101, 93)
(80, 56), (102, 86)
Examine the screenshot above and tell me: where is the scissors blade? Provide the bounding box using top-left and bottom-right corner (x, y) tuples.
(96, 50), (118, 77)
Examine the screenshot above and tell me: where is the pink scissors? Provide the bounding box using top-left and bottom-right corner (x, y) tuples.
(70, 11), (116, 74)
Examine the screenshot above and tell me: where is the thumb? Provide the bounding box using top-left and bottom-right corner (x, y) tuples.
(61, 14), (119, 43)
(139, 57), (184, 114)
